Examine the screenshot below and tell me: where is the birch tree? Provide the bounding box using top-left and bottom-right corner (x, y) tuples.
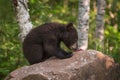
(77, 0), (90, 50)
(95, 0), (106, 49)
(12, 0), (33, 42)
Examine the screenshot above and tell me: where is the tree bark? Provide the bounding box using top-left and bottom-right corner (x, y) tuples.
(95, 0), (106, 49)
(12, 0), (33, 42)
(77, 0), (90, 50)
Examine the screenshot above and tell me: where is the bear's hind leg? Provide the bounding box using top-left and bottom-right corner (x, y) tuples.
(24, 45), (43, 65)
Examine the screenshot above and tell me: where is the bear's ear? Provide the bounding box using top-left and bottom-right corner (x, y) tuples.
(66, 23), (74, 31)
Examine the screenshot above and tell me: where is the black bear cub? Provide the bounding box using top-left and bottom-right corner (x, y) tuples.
(23, 22), (78, 65)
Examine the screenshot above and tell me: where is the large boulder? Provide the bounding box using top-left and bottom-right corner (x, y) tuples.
(5, 50), (120, 80)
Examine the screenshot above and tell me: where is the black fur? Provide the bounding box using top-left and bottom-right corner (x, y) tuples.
(23, 22), (78, 65)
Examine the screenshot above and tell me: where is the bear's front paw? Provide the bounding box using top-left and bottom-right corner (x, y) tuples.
(65, 53), (73, 58)
(56, 52), (73, 59)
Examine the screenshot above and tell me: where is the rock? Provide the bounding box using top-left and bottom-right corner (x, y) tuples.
(5, 50), (120, 80)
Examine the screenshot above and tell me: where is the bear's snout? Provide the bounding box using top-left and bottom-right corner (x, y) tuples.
(70, 42), (78, 50)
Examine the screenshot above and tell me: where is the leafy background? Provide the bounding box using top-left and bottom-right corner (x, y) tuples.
(0, 0), (120, 79)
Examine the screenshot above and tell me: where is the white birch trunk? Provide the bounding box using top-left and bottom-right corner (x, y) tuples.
(77, 0), (90, 50)
(12, 0), (33, 42)
(95, 0), (106, 48)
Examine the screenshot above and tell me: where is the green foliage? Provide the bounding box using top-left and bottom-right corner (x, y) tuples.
(0, 0), (120, 79)
(0, 1), (28, 79)
(28, 0), (78, 25)
(0, 20), (28, 80)
(88, 0), (120, 63)
(104, 26), (120, 63)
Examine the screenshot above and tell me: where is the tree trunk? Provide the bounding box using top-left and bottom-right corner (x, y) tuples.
(63, 0), (68, 10)
(95, 0), (106, 50)
(77, 0), (90, 50)
(12, 0), (33, 42)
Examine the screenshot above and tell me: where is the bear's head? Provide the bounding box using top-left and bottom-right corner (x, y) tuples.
(62, 23), (78, 50)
